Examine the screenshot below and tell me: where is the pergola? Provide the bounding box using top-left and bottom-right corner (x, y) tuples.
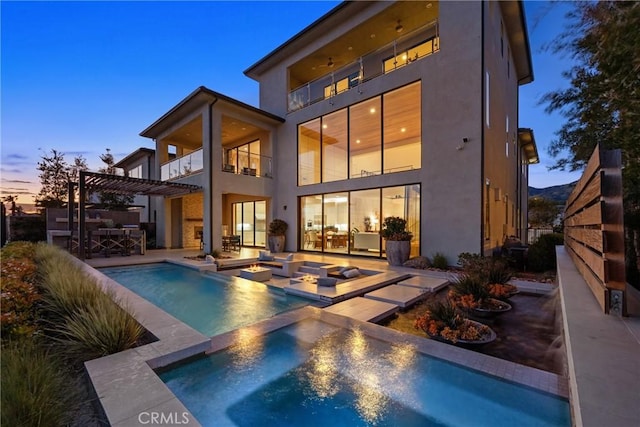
(69, 171), (201, 259)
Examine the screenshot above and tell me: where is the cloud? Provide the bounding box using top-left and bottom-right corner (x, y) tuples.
(0, 189), (35, 196)
(1, 179), (32, 184)
(0, 167), (23, 174)
(6, 154), (28, 160)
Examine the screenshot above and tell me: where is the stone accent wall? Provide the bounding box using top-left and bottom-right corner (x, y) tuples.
(182, 193), (203, 248)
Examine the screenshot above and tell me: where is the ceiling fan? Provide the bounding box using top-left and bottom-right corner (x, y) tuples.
(316, 57), (337, 69)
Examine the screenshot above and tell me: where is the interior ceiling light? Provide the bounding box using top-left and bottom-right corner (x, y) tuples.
(395, 20), (404, 33)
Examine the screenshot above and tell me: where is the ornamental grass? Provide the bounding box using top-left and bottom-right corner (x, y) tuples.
(35, 243), (143, 361)
(1, 341), (79, 427)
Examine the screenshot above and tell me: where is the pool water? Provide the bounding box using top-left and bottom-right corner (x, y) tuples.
(100, 263), (310, 337)
(160, 319), (571, 427)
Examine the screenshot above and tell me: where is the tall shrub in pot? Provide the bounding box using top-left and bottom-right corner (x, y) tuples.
(268, 219), (288, 253)
(380, 216), (412, 266)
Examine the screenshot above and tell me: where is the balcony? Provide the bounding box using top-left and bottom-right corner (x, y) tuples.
(222, 149), (273, 178)
(288, 20), (439, 112)
(161, 148), (203, 181)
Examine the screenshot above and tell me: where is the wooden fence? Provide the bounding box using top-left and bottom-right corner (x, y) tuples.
(564, 145), (626, 314)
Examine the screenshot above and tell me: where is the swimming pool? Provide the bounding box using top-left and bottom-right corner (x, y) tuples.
(160, 318), (571, 427)
(100, 263), (310, 337)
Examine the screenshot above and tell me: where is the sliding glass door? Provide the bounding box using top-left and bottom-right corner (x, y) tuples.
(299, 184), (420, 258)
(232, 200), (266, 248)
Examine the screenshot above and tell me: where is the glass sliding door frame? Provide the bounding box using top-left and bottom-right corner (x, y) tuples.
(298, 184), (420, 258)
(232, 200), (267, 248)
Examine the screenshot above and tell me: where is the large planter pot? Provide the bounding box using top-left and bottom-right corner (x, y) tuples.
(469, 298), (512, 318)
(385, 240), (411, 266)
(427, 320), (497, 345)
(268, 235), (285, 253)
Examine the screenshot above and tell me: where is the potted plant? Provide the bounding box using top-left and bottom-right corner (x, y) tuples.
(380, 216), (412, 266)
(458, 254), (518, 299)
(267, 219), (288, 253)
(448, 274), (512, 318)
(414, 299), (495, 344)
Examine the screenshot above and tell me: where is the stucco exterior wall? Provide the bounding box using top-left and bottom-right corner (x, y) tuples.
(482, 0), (524, 253)
(265, 1), (485, 262)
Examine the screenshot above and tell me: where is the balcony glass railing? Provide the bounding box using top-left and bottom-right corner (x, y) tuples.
(160, 148), (203, 181)
(222, 149), (272, 178)
(288, 19), (439, 112)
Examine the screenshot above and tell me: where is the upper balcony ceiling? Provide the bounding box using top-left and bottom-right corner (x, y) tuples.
(289, 1), (438, 85)
(164, 115), (264, 148)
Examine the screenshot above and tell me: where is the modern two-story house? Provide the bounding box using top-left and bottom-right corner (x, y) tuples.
(140, 0), (538, 262)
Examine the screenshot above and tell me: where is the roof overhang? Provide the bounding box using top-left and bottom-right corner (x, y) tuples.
(244, 1), (355, 79)
(80, 171), (200, 197)
(500, 1), (534, 85)
(140, 86), (284, 140)
(518, 128), (539, 164)
(113, 147), (155, 169)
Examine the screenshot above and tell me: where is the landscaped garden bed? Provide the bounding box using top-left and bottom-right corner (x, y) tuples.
(1, 242), (148, 426)
(385, 253), (565, 375)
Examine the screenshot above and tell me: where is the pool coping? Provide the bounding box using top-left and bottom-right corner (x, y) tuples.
(76, 257), (569, 427)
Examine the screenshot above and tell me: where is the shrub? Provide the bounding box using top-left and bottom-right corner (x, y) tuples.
(380, 216), (412, 241)
(1, 243), (40, 340)
(457, 253), (513, 284)
(2, 241), (38, 260)
(7, 216), (46, 243)
(431, 252), (448, 269)
(448, 274), (491, 309)
(268, 219), (288, 236)
(527, 233), (564, 272)
(1, 341), (79, 427)
(457, 252), (483, 270)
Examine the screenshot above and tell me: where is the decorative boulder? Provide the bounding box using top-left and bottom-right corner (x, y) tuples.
(403, 256), (432, 269)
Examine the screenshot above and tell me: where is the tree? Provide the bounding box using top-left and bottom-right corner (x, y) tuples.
(528, 197), (561, 228)
(97, 148), (134, 211)
(542, 1), (640, 285)
(35, 149), (88, 209)
(2, 195), (19, 216)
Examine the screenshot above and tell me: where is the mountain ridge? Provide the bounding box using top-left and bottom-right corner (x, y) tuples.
(528, 181), (577, 204)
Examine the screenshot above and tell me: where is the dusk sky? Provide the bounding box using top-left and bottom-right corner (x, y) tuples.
(1, 1), (581, 210)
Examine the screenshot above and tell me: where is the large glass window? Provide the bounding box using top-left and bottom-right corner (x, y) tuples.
(226, 140), (261, 176)
(298, 83), (421, 185)
(322, 110), (348, 182)
(383, 82), (421, 172)
(350, 97), (381, 178)
(298, 119), (321, 185)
